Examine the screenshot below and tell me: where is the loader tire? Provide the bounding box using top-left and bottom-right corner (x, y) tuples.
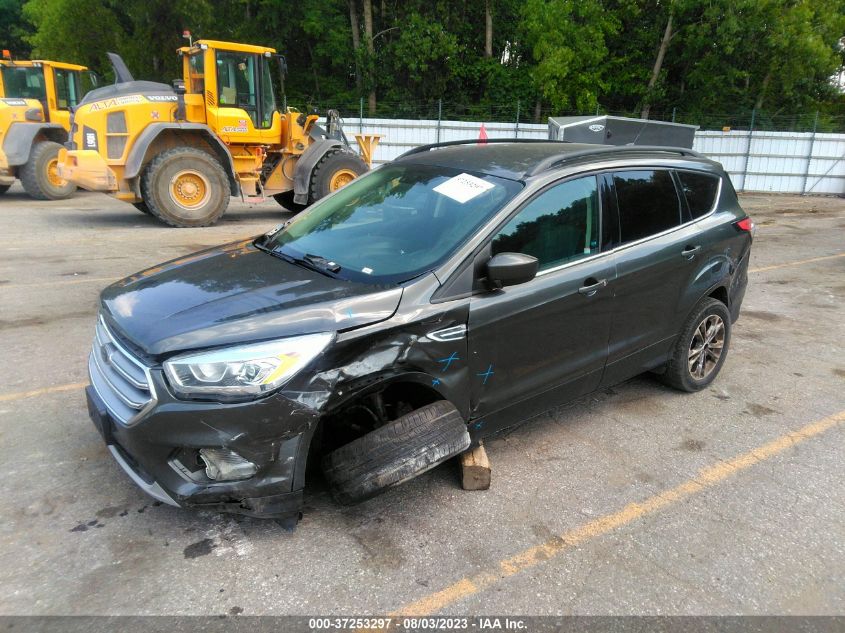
(141, 147), (229, 227)
(132, 201), (153, 215)
(19, 141), (76, 200)
(272, 190), (307, 214)
(322, 400), (470, 505)
(308, 150), (368, 203)
(0, 184), (9, 196)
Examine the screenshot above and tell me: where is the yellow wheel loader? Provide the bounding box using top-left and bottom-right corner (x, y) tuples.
(57, 40), (373, 227)
(0, 52), (97, 199)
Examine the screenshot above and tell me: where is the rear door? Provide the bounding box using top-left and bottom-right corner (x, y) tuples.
(601, 168), (702, 386)
(466, 174), (616, 426)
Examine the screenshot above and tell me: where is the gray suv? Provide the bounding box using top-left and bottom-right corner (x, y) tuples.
(85, 140), (752, 526)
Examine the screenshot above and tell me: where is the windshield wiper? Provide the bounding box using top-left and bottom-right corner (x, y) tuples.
(255, 240), (342, 277)
(302, 253), (341, 274)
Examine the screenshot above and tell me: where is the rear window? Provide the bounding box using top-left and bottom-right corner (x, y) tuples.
(677, 170), (720, 218)
(613, 170), (681, 244)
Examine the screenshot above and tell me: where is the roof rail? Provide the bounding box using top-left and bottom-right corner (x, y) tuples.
(397, 138), (569, 160)
(526, 145), (707, 177)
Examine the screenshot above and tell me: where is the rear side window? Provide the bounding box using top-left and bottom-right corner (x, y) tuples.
(492, 175), (599, 271)
(613, 170), (681, 244)
(677, 171), (720, 218)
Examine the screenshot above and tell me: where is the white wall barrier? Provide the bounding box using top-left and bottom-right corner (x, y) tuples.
(336, 116), (845, 195)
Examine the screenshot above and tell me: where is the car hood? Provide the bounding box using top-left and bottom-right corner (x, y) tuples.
(101, 238), (403, 356)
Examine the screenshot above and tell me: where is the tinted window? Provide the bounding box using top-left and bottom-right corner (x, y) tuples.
(492, 176), (599, 271)
(613, 170), (681, 243)
(677, 171), (719, 218)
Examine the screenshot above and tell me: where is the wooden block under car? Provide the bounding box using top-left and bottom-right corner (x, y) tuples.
(460, 443), (491, 490)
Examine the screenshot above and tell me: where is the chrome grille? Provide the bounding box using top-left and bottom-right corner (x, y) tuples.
(88, 316), (154, 425)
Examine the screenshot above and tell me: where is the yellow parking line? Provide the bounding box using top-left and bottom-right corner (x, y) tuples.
(393, 409), (845, 616)
(0, 382), (88, 403)
(750, 252), (845, 274)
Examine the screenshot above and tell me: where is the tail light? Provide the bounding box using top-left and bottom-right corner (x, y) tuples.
(735, 217), (754, 232)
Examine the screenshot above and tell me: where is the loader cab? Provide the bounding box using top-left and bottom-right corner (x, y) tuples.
(180, 40), (282, 144)
(0, 60), (94, 129)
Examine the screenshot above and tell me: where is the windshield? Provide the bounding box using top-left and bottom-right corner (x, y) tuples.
(1, 66), (47, 101)
(264, 163), (523, 284)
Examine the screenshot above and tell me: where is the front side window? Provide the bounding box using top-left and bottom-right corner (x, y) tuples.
(677, 170), (720, 218)
(216, 51), (258, 126)
(53, 68), (79, 109)
(492, 176), (600, 271)
(265, 165), (523, 284)
(613, 170), (681, 244)
(0, 66), (47, 101)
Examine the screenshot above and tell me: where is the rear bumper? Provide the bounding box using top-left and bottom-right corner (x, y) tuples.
(57, 148), (118, 192)
(729, 248), (750, 322)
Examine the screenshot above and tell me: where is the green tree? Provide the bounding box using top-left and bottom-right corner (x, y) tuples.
(519, 0), (619, 115)
(0, 0), (32, 57)
(23, 0), (122, 73)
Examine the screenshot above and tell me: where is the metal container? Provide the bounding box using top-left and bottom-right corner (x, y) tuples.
(548, 115), (699, 148)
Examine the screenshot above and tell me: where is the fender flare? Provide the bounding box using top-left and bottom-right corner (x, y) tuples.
(124, 123), (239, 196)
(292, 138), (343, 205)
(2, 123), (66, 167)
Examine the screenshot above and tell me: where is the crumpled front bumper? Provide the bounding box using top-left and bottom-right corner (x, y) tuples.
(57, 148), (118, 192)
(85, 366), (318, 520)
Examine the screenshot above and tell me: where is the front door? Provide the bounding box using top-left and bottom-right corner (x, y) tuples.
(466, 174), (616, 429)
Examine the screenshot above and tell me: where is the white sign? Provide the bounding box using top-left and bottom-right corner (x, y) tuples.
(588, 124), (605, 132)
(433, 173), (495, 204)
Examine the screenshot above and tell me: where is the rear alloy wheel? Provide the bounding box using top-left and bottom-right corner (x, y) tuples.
(141, 147), (229, 227)
(308, 150), (368, 203)
(19, 141), (76, 200)
(661, 297), (732, 392)
(688, 314), (726, 380)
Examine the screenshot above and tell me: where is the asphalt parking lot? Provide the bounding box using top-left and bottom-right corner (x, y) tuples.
(0, 184), (843, 616)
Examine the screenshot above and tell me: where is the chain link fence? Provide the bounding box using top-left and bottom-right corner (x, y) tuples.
(298, 96), (845, 135)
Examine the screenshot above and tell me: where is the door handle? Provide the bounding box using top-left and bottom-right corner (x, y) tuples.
(681, 245), (701, 259)
(578, 278), (607, 296)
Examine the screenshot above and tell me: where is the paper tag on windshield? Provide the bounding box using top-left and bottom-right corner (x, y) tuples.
(433, 173), (495, 204)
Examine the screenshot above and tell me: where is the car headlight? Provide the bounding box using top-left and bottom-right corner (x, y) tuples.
(163, 333), (333, 400)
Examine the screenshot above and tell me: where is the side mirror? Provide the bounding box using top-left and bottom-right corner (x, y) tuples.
(486, 252), (538, 289)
